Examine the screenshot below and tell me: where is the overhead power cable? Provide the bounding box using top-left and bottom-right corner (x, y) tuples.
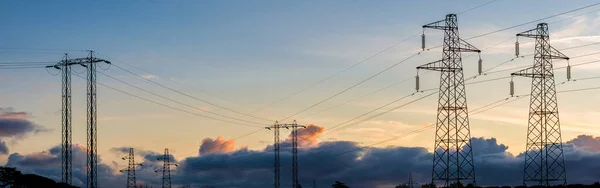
(280, 52), (422, 121)
(252, 33), (422, 114)
(110, 63), (273, 122)
(98, 71), (265, 126)
(72, 74), (263, 128)
(465, 2), (600, 40)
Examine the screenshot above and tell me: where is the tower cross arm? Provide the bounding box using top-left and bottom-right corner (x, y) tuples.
(517, 27), (543, 39)
(542, 46), (569, 60)
(423, 19), (449, 30)
(417, 60), (460, 72)
(451, 38), (481, 53)
(511, 67), (552, 78)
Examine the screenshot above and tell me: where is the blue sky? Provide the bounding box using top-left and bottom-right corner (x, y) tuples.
(2, 0), (600, 187)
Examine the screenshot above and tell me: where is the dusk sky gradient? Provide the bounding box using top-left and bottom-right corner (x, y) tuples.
(2, 0), (600, 187)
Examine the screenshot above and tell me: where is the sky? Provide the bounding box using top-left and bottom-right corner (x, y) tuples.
(2, 0), (600, 187)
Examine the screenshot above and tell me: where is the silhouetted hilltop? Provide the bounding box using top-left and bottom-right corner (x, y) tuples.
(0, 166), (79, 188)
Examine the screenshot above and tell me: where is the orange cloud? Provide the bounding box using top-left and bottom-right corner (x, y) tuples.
(287, 124), (325, 148)
(567, 135), (600, 152)
(199, 136), (236, 155)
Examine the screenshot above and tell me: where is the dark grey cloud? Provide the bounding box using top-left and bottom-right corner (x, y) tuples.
(0, 108), (48, 138)
(0, 139), (8, 155)
(168, 136), (600, 188)
(6, 144), (124, 187)
(6, 135), (600, 188)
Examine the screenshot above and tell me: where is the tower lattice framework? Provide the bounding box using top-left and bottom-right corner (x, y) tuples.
(47, 54), (75, 185)
(120, 148), (143, 188)
(266, 120), (305, 188)
(157, 148), (177, 188)
(511, 23), (568, 187)
(417, 14), (480, 186)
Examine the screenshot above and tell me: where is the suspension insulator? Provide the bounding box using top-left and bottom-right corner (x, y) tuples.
(567, 65), (571, 81)
(515, 41), (520, 57)
(421, 34), (426, 51)
(510, 80), (515, 96)
(415, 75), (420, 91)
(478, 58), (483, 75)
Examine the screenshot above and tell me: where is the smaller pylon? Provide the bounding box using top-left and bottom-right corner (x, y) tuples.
(120, 148), (143, 188)
(406, 173), (418, 188)
(156, 148), (178, 188)
(265, 120), (306, 188)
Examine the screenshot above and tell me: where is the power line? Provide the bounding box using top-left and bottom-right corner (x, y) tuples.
(465, 2), (600, 40)
(110, 63), (273, 122)
(456, 0), (502, 15)
(280, 52), (422, 121)
(252, 33), (421, 114)
(0, 47), (85, 52)
(71, 74), (263, 128)
(98, 71), (265, 126)
(254, 0), (502, 115)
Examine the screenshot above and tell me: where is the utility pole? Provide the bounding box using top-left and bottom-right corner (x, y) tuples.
(417, 14), (480, 187)
(120, 148), (143, 188)
(46, 54), (78, 186)
(265, 120), (306, 188)
(156, 148), (178, 188)
(511, 23), (568, 187)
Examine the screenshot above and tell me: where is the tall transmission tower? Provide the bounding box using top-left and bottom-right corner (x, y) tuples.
(156, 148), (178, 188)
(511, 23), (568, 187)
(416, 14), (481, 187)
(265, 120), (306, 188)
(46, 54), (77, 185)
(75, 51), (111, 188)
(120, 148), (143, 188)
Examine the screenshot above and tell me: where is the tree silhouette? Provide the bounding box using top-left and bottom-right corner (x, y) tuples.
(332, 181), (349, 188)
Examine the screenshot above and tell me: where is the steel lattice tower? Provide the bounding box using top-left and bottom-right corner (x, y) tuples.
(157, 148), (178, 188)
(417, 14), (480, 186)
(511, 23), (568, 187)
(266, 120), (305, 188)
(120, 148), (143, 188)
(78, 51), (111, 188)
(266, 121), (282, 188)
(46, 54), (75, 185)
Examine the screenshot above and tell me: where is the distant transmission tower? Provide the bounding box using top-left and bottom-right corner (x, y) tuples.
(46, 54), (76, 185)
(156, 148), (178, 188)
(265, 120), (305, 188)
(417, 14), (481, 186)
(406, 173), (418, 188)
(511, 23), (568, 187)
(120, 148), (143, 188)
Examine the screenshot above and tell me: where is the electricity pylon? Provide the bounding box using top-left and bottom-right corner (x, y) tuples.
(156, 148), (178, 188)
(46, 54), (77, 185)
(120, 148), (143, 188)
(511, 23), (568, 187)
(406, 173), (418, 188)
(417, 14), (480, 187)
(265, 120), (306, 188)
(65, 51), (110, 188)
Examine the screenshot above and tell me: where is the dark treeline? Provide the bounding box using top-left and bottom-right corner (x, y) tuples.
(0, 166), (79, 188)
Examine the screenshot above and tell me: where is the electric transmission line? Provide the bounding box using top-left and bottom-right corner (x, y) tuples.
(98, 71), (265, 126)
(252, 0), (501, 115)
(71, 74), (263, 128)
(110, 63), (272, 122)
